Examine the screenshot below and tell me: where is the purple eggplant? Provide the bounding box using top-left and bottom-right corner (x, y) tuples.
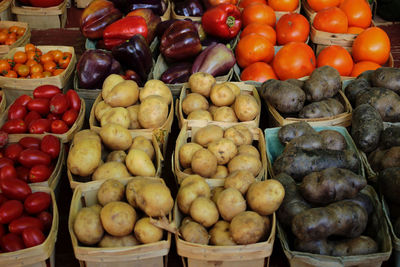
(127, 0), (166, 16)
(161, 62), (193, 84)
(174, 0), (204, 17)
(192, 43), (235, 77)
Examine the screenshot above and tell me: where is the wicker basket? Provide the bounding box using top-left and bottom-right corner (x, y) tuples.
(0, 90), (5, 115)
(0, 21), (30, 57)
(171, 2), (201, 22)
(0, 0), (12, 21)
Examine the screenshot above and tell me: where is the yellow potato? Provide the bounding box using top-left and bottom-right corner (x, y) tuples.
(182, 93), (209, 115)
(126, 178), (160, 208)
(230, 211), (265, 245)
(189, 197), (219, 228)
(193, 125), (224, 147)
(92, 161), (131, 181)
(99, 234), (139, 248)
(104, 80), (139, 107)
(136, 182), (174, 217)
(126, 105), (141, 129)
(246, 180), (285, 215)
(237, 145), (260, 159)
(228, 154), (262, 176)
(224, 82), (241, 96)
(74, 207), (104, 245)
(208, 105), (219, 116)
(106, 150), (127, 163)
(179, 142), (203, 169)
(180, 221), (209, 245)
(100, 201), (137, 237)
(130, 136), (155, 160)
(125, 149), (156, 177)
(100, 123), (132, 150)
(191, 148), (218, 178)
(234, 94), (259, 122)
(224, 170), (255, 195)
(183, 168), (194, 174)
(134, 217), (163, 244)
(97, 179), (125, 206)
(211, 186), (224, 204)
(177, 175), (210, 214)
(102, 74), (125, 99)
(207, 138), (237, 165)
(224, 125), (253, 146)
(216, 188), (246, 221)
(138, 95), (168, 128)
(212, 166), (229, 179)
(187, 110), (213, 121)
(213, 106), (238, 122)
(95, 101), (112, 122)
(140, 79), (172, 105)
(210, 83), (236, 106)
(209, 221), (236, 246)
(100, 107), (130, 128)
(188, 72), (215, 97)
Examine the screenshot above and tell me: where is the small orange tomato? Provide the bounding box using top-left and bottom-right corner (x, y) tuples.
(240, 62), (277, 82)
(52, 68), (64, 76)
(8, 26), (19, 33)
(42, 71), (52, 77)
(58, 56), (71, 68)
(40, 53), (54, 63)
(51, 50), (63, 62)
(43, 61), (57, 73)
(13, 51), (27, 64)
(4, 38), (16, 46)
(0, 32), (7, 43)
(31, 72), (44, 79)
(30, 64), (43, 75)
(0, 59), (11, 74)
(16, 27), (25, 36)
(26, 59), (38, 68)
(25, 43), (36, 53)
(16, 64), (30, 77)
(13, 63), (22, 72)
(4, 70), (18, 78)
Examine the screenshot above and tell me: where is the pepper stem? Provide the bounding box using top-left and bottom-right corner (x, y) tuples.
(226, 16), (235, 28)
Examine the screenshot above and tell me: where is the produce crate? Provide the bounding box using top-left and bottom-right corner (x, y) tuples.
(0, 21), (30, 57)
(75, 0), (93, 8)
(73, 72), (101, 121)
(382, 196), (400, 267)
(67, 133), (163, 190)
(177, 81), (260, 129)
(173, 123), (267, 185)
(274, 0), (301, 21)
(171, 1), (201, 22)
(0, 0), (12, 21)
(68, 177), (171, 267)
(161, 0), (171, 21)
(0, 90), (5, 115)
(277, 185), (391, 267)
(89, 93), (174, 156)
(0, 96), (85, 143)
(11, 0), (67, 29)
(0, 45), (76, 105)
(0, 185), (59, 267)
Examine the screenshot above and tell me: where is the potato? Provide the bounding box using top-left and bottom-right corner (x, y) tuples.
(371, 67), (400, 93)
(193, 125), (224, 147)
(138, 95), (169, 128)
(95, 101), (112, 122)
(207, 138), (238, 165)
(74, 207), (104, 245)
(180, 221), (209, 245)
(213, 106), (238, 122)
(224, 170), (255, 195)
(286, 79), (305, 88)
(382, 146), (400, 169)
(140, 79), (172, 105)
(125, 149), (156, 177)
(217, 188), (246, 221)
(234, 94), (259, 121)
(368, 147), (387, 172)
(100, 201), (137, 237)
(89, 204), (102, 214)
(237, 145), (259, 159)
(104, 80), (139, 107)
(188, 72), (215, 97)
(331, 236), (378, 256)
(210, 83), (236, 106)
(126, 105), (141, 129)
(106, 150), (126, 163)
(212, 166), (229, 179)
(101, 107), (130, 128)
(208, 105), (219, 116)
(136, 182), (174, 217)
(211, 186), (224, 204)
(177, 175), (211, 214)
(191, 148), (218, 177)
(224, 125), (253, 146)
(183, 168), (194, 174)
(379, 167), (400, 205)
(224, 82), (241, 96)
(344, 78), (370, 105)
(284, 134), (324, 153)
(299, 98), (344, 119)
(319, 130), (347, 150)
(126, 178), (159, 208)
(190, 197), (219, 227)
(187, 110), (213, 121)
(247, 180), (285, 215)
(303, 66), (341, 102)
(130, 136), (155, 160)
(99, 234), (139, 248)
(381, 126), (400, 148)
(179, 142), (203, 169)
(278, 121), (317, 143)
(134, 217), (163, 244)
(230, 211), (265, 245)
(182, 93), (209, 115)
(100, 123), (132, 150)
(262, 216), (271, 240)
(209, 221), (236, 246)
(97, 179), (125, 206)
(92, 161), (131, 181)
(102, 74), (125, 99)
(294, 239), (332, 255)
(228, 154), (262, 177)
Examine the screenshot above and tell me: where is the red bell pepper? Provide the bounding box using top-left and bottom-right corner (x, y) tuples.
(201, 4), (241, 40)
(103, 16), (148, 50)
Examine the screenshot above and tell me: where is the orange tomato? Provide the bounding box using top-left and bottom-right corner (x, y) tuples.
(50, 50), (63, 62)
(347, 27), (364, 34)
(240, 23), (276, 45)
(240, 62), (277, 82)
(8, 26), (19, 33)
(306, 0), (340, 12)
(52, 68), (64, 76)
(313, 7), (348, 33)
(31, 72), (44, 79)
(4, 38), (16, 46)
(42, 71), (52, 77)
(25, 43), (36, 53)
(239, 0), (267, 9)
(26, 59), (38, 68)
(268, 0), (298, 11)
(317, 45), (354, 76)
(4, 70), (17, 78)
(0, 32), (7, 43)
(350, 61), (381, 77)
(30, 64), (43, 75)
(43, 61), (57, 73)
(16, 27), (25, 36)
(13, 63), (22, 72)
(340, 0), (371, 28)
(272, 42), (316, 80)
(13, 51), (27, 64)
(16, 64), (30, 77)
(352, 27), (391, 65)
(63, 52), (72, 58)
(235, 33), (275, 68)
(40, 53), (54, 63)
(27, 51), (41, 62)
(276, 13), (310, 45)
(8, 32), (16, 40)
(58, 55), (71, 68)
(0, 59), (11, 74)
(242, 3), (276, 27)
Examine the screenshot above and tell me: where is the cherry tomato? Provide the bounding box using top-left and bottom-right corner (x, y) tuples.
(0, 193), (8, 206)
(1, 119), (27, 134)
(66, 90), (81, 111)
(16, 166), (30, 182)
(33, 85), (61, 99)
(8, 104), (27, 120)
(0, 165), (17, 180)
(0, 158), (13, 169)
(0, 200), (24, 224)
(37, 211), (52, 231)
(19, 137), (41, 149)
(27, 98), (50, 115)
(49, 94), (69, 115)
(29, 165), (52, 183)
(24, 192), (51, 214)
(29, 119), (51, 134)
(1, 233), (25, 252)
(22, 227), (45, 248)
(50, 120), (68, 134)
(24, 111), (42, 128)
(9, 216), (44, 234)
(14, 95), (32, 107)
(40, 135), (60, 159)
(0, 178), (31, 201)
(62, 109), (78, 127)
(4, 143), (23, 162)
(47, 113), (60, 121)
(18, 149), (51, 168)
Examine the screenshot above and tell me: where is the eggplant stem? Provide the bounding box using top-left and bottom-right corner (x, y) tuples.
(227, 16), (235, 28)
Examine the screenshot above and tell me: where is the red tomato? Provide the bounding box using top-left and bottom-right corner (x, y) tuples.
(0, 193), (7, 206)
(50, 120), (69, 134)
(1, 233), (25, 252)
(276, 13), (310, 45)
(66, 90), (81, 111)
(37, 211), (52, 231)
(0, 165), (17, 180)
(0, 158), (13, 169)
(24, 111), (42, 128)
(62, 109), (78, 127)
(19, 137), (41, 149)
(317, 45), (354, 76)
(33, 85), (61, 99)
(4, 143), (23, 162)
(0, 200), (24, 224)
(22, 227), (46, 248)
(47, 113), (60, 121)
(49, 94), (69, 115)
(8, 104), (27, 120)
(9, 216), (44, 234)
(29, 119), (51, 134)
(0, 178), (31, 201)
(18, 149), (51, 168)
(16, 166), (30, 182)
(1, 119), (27, 134)
(29, 165), (52, 183)
(27, 98), (50, 115)
(14, 95), (32, 107)
(40, 135), (60, 159)
(24, 192), (51, 214)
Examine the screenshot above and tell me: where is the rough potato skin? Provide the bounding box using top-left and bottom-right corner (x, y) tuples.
(348, 191), (374, 216)
(368, 148), (387, 172)
(351, 104), (383, 153)
(381, 146), (400, 169)
(273, 148), (360, 181)
(299, 168), (367, 205)
(283, 134), (324, 153)
(278, 121), (317, 143)
(294, 239), (333, 255)
(299, 98), (344, 119)
(292, 200), (368, 241)
(303, 66), (341, 102)
(319, 130), (347, 151)
(379, 167), (400, 205)
(275, 173), (310, 228)
(371, 67), (400, 93)
(357, 70), (374, 82)
(381, 126), (400, 148)
(260, 79), (305, 113)
(344, 78), (370, 105)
